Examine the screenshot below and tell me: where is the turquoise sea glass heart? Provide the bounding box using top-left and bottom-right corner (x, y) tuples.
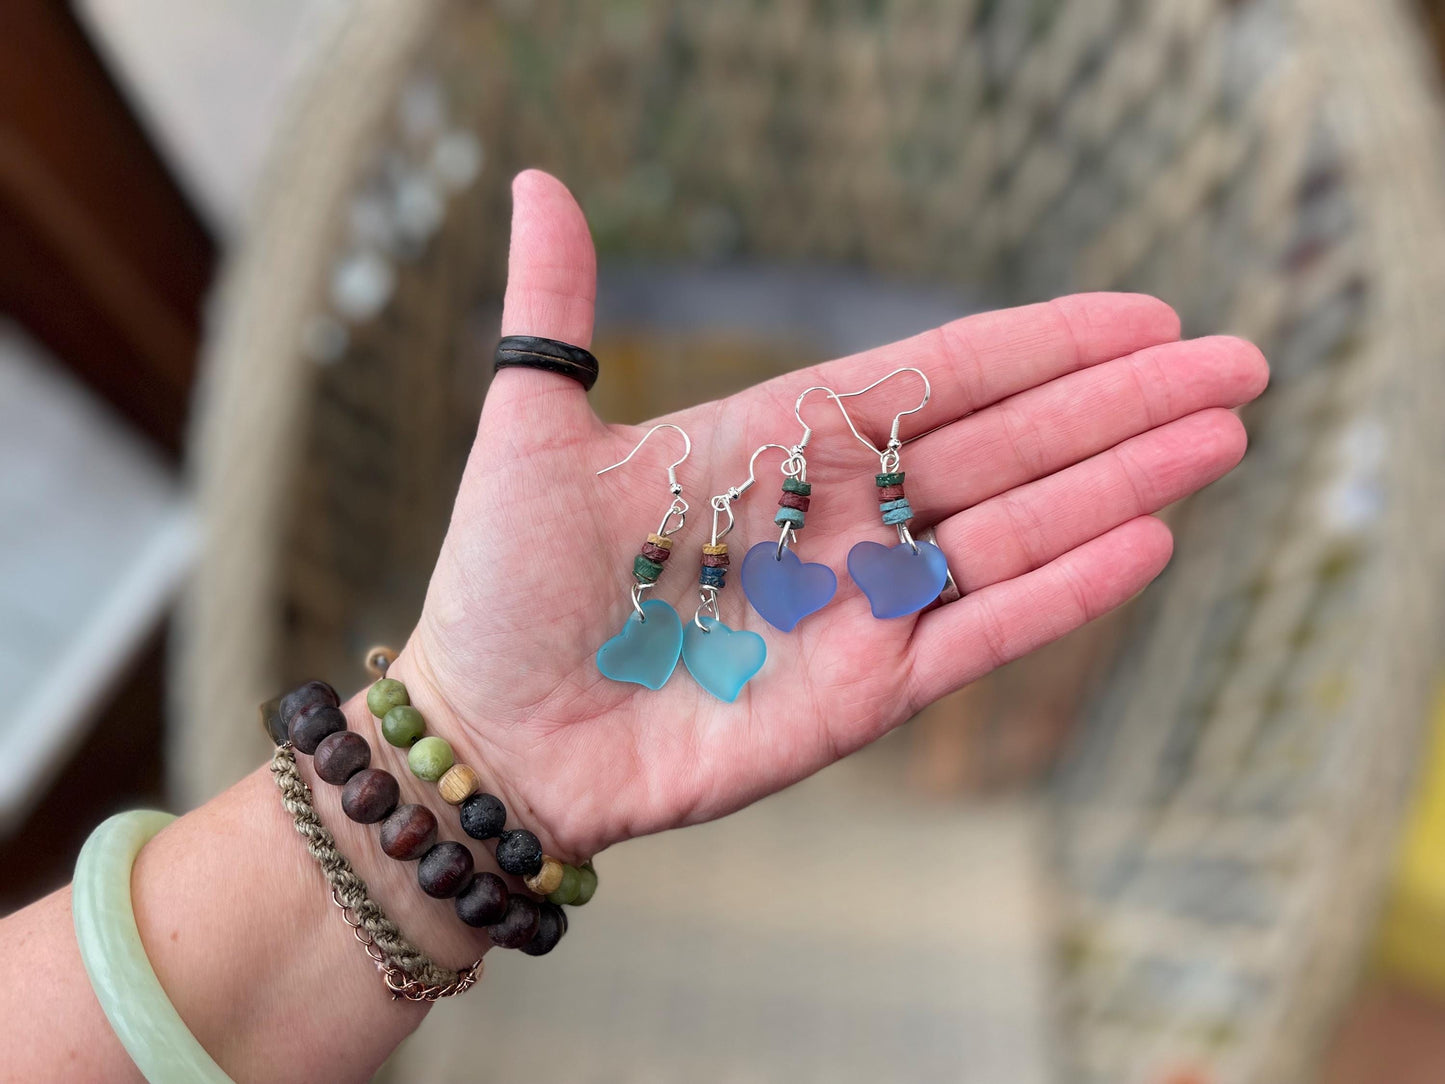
(596, 598), (683, 689)
(682, 615), (767, 703)
(740, 542), (838, 632)
(847, 539), (949, 618)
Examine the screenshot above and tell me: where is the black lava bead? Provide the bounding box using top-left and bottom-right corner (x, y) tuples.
(340, 768), (399, 824)
(487, 895), (540, 949)
(289, 703), (347, 755)
(494, 829), (543, 877)
(459, 793), (507, 840)
(379, 804), (437, 861)
(313, 730), (371, 785)
(520, 902), (567, 957)
(417, 841), (474, 898)
(279, 680), (339, 729)
(454, 872), (510, 927)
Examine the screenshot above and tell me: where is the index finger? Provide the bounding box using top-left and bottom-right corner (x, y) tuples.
(771, 292), (1182, 443)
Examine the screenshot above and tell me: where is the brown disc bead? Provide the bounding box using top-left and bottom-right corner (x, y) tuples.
(777, 492), (811, 512)
(379, 803), (437, 860)
(520, 902), (567, 957)
(313, 730), (371, 785)
(289, 703), (347, 755)
(279, 680), (339, 728)
(340, 768), (400, 824)
(454, 871), (510, 927)
(487, 895), (541, 949)
(700, 552), (730, 568)
(639, 542), (672, 563)
(878, 484), (906, 502)
(417, 841), (474, 898)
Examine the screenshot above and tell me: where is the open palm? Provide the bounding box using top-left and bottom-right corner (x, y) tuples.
(399, 171), (1267, 862)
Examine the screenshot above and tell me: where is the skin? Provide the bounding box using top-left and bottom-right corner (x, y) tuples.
(0, 170), (1267, 1082)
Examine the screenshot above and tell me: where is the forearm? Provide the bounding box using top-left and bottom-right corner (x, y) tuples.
(0, 664), (502, 1083)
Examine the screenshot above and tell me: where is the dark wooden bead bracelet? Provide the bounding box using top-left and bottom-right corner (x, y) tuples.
(274, 676), (588, 956)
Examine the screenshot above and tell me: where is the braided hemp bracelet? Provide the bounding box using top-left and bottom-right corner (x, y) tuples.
(269, 744), (481, 1000)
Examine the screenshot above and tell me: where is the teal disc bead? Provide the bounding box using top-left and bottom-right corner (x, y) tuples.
(382, 705), (426, 747)
(366, 678), (409, 718)
(774, 506), (805, 527)
(547, 864), (582, 905)
(572, 863), (598, 906)
(408, 736), (455, 781)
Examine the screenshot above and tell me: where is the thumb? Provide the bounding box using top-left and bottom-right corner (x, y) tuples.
(486, 169), (601, 435)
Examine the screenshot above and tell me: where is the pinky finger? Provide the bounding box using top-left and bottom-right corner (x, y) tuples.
(904, 516), (1174, 710)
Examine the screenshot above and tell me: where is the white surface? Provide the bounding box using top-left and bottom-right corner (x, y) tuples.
(76, 0), (341, 231)
(0, 324), (195, 832)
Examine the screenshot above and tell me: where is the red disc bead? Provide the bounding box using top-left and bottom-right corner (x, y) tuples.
(778, 492), (811, 512)
(639, 542), (672, 563)
(878, 484), (906, 502)
(700, 553), (730, 568)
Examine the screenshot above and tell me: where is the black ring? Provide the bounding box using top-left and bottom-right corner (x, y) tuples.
(493, 335), (599, 391)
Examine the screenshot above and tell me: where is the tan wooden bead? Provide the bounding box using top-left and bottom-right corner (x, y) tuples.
(437, 764), (479, 805)
(525, 856), (565, 896)
(645, 532), (673, 550)
(702, 543), (729, 556)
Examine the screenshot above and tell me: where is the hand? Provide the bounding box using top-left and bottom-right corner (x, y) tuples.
(396, 170), (1267, 863)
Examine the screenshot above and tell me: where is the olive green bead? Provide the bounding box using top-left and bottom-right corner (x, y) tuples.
(408, 736), (454, 782)
(547, 864), (582, 905)
(572, 864), (598, 906)
(382, 705), (425, 747)
(366, 678), (409, 719)
(782, 477), (812, 496)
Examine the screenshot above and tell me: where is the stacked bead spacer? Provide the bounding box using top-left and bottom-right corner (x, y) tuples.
(775, 476), (811, 528)
(633, 532), (673, 585)
(876, 471), (913, 526)
(699, 542), (728, 589)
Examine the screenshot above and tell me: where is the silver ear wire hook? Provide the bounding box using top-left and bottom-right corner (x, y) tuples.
(597, 423), (693, 620)
(597, 422), (692, 494)
(830, 367), (931, 553)
(694, 443), (793, 630)
(828, 367), (931, 472)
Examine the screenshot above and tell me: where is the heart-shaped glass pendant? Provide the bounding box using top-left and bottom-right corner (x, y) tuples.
(682, 615), (767, 702)
(847, 539), (949, 618)
(740, 542), (838, 632)
(596, 598), (684, 689)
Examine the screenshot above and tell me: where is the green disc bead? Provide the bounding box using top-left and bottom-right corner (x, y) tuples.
(382, 705), (426, 747)
(408, 736), (455, 782)
(572, 863), (598, 905)
(782, 477), (812, 496)
(547, 864), (582, 905)
(366, 678), (409, 719)
(633, 554), (664, 583)
(875, 471), (905, 488)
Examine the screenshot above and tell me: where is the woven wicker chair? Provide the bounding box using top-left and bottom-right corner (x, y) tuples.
(181, 2), (1445, 1080)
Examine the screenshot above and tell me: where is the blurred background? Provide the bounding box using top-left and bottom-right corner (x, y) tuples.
(4, 1), (1445, 1081)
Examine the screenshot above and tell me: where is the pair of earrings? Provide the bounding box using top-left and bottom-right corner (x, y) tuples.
(594, 368), (949, 701)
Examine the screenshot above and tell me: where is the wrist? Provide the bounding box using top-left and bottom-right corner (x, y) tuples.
(297, 678), (497, 968)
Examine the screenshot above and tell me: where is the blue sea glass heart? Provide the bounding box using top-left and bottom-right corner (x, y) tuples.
(596, 598), (683, 689)
(847, 540), (950, 619)
(740, 542), (838, 632)
(682, 615), (767, 703)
